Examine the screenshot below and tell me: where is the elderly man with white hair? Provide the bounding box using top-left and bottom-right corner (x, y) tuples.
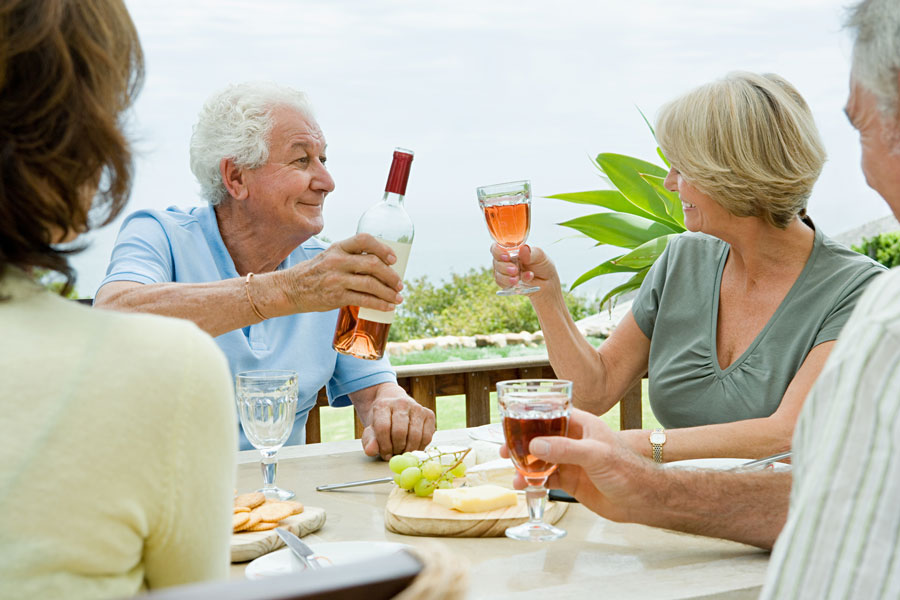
(95, 83), (435, 458)
(498, 1), (900, 597)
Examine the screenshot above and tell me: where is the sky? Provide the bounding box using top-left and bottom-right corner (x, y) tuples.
(70, 0), (888, 300)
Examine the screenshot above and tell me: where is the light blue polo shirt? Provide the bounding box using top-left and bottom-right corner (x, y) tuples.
(99, 205), (397, 449)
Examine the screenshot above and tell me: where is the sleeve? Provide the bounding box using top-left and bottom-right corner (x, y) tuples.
(813, 266), (887, 346)
(97, 211), (175, 291)
(326, 352), (398, 408)
(143, 325), (237, 588)
(630, 238), (674, 339)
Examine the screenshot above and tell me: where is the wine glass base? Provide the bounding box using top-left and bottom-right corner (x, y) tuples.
(497, 284), (540, 296)
(505, 521), (567, 541)
(258, 486), (295, 501)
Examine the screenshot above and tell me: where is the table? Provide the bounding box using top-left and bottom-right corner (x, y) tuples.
(232, 429), (770, 599)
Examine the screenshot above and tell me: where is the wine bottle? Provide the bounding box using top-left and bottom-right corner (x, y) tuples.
(332, 147), (414, 360)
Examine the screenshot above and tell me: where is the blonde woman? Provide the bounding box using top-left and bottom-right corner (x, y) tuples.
(492, 72), (885, 462)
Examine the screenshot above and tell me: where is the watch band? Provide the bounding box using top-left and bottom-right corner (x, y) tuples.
(650, 428), (666, 463)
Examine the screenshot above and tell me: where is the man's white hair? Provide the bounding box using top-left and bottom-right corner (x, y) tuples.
(189, 82), (315, 206)
(847, 0), (900, 118)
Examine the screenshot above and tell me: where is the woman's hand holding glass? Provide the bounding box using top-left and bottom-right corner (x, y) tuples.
(490, 243), (559, 299)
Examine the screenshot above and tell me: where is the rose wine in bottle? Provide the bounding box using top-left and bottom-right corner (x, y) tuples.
(332, 148), (414, 360)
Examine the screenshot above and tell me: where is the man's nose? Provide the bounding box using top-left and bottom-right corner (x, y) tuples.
(313, 162), (335, 194)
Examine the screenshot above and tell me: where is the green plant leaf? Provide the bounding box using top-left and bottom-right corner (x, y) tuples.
(595, 153), (671, 221)
(558, 212), (680, 249)
(546, 190), (671, 226)
(640, 174), (685, 227)
(612, 234), (678, 269)
(598, 268), (649, 311)
(570, 256), (641, 290)
(637, 106), (656, 139)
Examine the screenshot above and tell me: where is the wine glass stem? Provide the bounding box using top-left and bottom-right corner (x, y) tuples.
(260, 449), (278, 489)
(508, 248), (523, 286)
(525, 485), (548, 523)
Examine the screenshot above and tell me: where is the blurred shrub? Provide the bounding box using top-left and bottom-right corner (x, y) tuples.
(389, 266), (592, 341)
(33, 268), (79, 299)
(852, 232), (900, 268)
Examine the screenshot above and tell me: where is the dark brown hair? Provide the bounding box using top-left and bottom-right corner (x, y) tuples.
(0, 0), (144, 295)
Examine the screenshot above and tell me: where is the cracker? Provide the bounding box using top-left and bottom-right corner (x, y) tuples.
(232, 512), (250, 532)
(234, 492), (265, 509)
(281, 500), (304, 515)
(234, 512), (261, 533)
(252, 502), (294, 523)
(247, 519), (279, 532)
(233, 506), (251, 513)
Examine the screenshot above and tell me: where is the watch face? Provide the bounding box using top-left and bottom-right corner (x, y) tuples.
(650, 431), (666, 444)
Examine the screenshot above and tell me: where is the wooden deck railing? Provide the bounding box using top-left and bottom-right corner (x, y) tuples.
(305, 354), (643, 443)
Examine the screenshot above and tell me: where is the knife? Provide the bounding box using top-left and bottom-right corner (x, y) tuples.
(739, 451), (792, 470)
(316, 476), (392, 491)
(275, 528), (320, 569)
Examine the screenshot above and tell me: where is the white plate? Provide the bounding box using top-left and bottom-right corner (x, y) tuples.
(468, 423), (504, 444)
(665, 458), (791, 471)
(245, 541), (410, 580)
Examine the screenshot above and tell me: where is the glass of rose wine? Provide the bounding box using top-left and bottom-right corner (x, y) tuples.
(498, 379), (572, 541)
(477, 180), (540, 295)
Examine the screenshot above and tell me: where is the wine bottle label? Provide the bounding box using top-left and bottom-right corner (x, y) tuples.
(358, 239), (413, 324)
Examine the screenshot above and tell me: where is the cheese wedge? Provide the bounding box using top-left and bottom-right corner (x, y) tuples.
(465, 458), (516, 489)
(432, 485), (518, 513)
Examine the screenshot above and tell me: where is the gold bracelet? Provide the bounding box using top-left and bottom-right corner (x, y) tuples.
(244, 272), (268, 321)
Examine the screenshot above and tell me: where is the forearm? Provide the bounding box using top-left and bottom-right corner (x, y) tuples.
(624, 415), (794, 462)
(95, 274), (291, 337)
(531, 290), (612, 413)
(637, 467), (791, 549)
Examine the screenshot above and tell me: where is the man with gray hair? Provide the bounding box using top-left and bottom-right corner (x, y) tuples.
(95, 82), (435, 459)
(500, 1), (900, 597)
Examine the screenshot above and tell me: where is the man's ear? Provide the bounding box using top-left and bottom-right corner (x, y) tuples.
(220, 157), (249, 201)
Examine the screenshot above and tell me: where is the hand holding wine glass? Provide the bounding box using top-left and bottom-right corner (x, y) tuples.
(490, 243), (560, 296)
(236, 370), (299, 501)
(498, 379), (572, 541)
(477, 180), (540, 296)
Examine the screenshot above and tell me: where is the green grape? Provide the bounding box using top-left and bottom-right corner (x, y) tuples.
(393, 471), (402, 484)
(414, 477), (436, 497)
(450, 462), (467, 478)
(389, 455), (409, 475)
(437, 479), (453, 489)
(398, 466), (423, 490)
(421, 460), (443, 482)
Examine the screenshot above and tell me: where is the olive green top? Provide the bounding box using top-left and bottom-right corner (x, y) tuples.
(631, 228), (885, 428)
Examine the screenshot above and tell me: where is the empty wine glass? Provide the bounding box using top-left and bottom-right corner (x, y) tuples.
(477, 180), (540, 295)
(498, 379), (572, 541)
(236, 370), (299, 501)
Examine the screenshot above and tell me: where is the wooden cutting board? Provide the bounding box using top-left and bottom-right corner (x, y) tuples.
(384, 487), (567, 537)
(231, 506), (326, 563)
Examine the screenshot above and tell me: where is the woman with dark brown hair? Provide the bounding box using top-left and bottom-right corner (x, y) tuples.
(0, 1), (236, 597)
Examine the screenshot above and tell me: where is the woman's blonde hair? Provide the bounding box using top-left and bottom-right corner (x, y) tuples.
(655, 72), (826, 229)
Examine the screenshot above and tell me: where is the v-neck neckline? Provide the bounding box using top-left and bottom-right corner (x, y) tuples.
(709, 226), (821, 377)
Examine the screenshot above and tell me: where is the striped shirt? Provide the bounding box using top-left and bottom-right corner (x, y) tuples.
(762, 268), (900, 599)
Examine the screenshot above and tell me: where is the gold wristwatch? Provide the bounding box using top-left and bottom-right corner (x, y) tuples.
(650, 428), (666, 463)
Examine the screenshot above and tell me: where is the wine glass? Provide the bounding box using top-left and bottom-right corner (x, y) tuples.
(236, 370), (299, 501)
(477, 180), (540, 295)
(498, 379), (572, 541)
